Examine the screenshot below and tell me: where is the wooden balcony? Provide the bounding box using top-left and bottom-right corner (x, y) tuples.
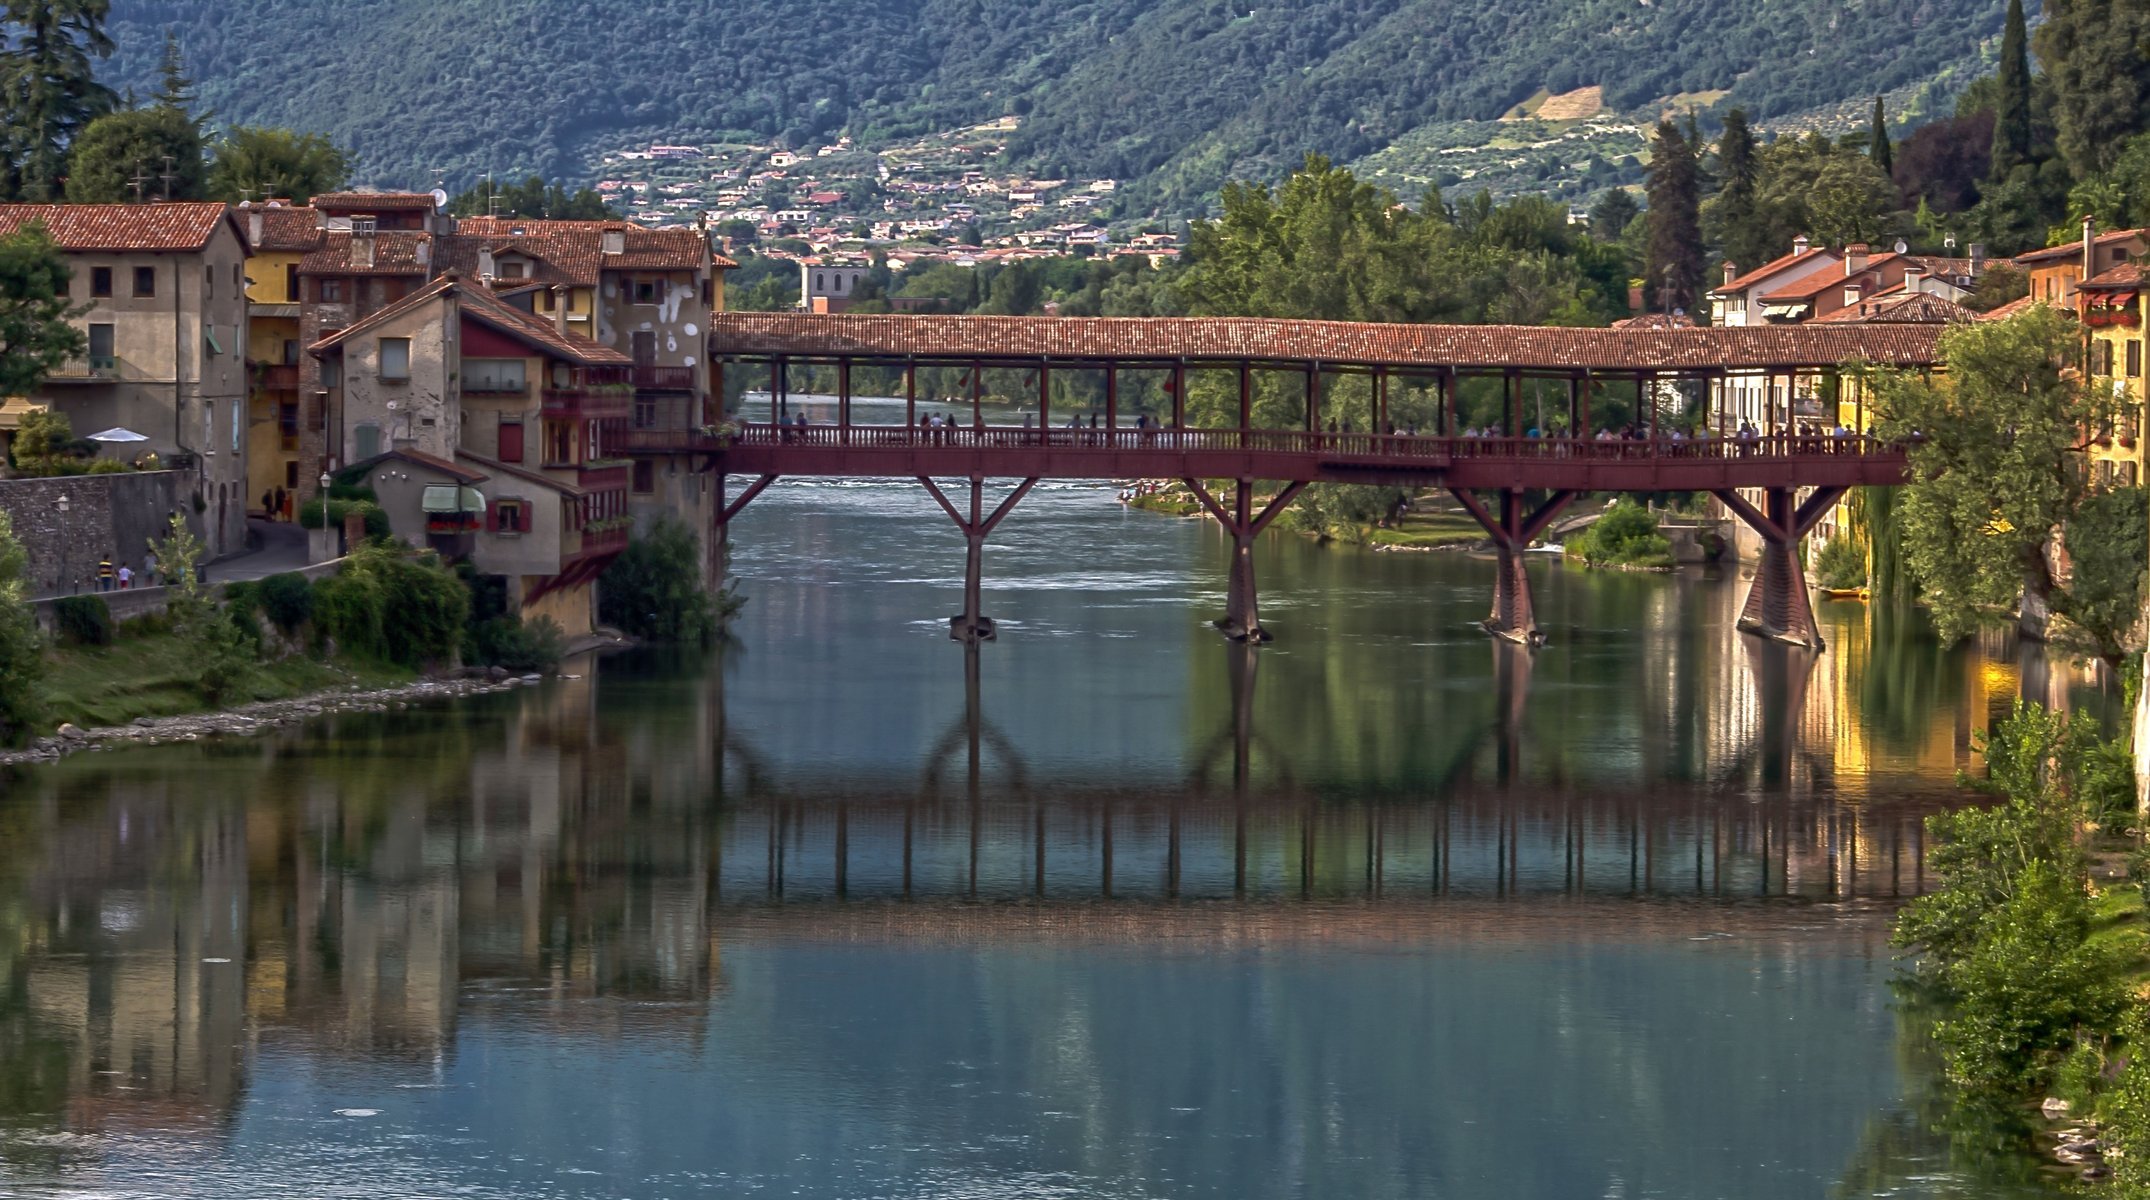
(632, 364), (698, 391)
(540, 387), (632, 421)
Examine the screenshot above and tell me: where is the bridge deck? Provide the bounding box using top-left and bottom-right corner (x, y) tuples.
(709, 425), (1910, 490)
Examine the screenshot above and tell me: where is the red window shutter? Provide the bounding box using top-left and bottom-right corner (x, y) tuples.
(499, 421), (524, 463)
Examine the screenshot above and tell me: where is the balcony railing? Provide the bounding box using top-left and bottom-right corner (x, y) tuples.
(632, 364), (697, 391)
(540, 387), (632, 421)
(246, 362), (300, 392)
(463, 378), (528, 396)
(52, 355), (118, 380)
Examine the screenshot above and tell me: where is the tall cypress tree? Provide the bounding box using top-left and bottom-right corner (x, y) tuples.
(1869, 96), (1893, 177)
(2036, 0), (2150, 178)
(1645, 119), (1704, 315)
(1714, 108), (1767, 272)
(1990, 0), (2034, 180)
(0, 0), (117, 202)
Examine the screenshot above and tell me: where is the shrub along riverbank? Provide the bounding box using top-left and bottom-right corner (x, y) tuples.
(1893, 699), (2150, 1189)
(0, 509), (741, 746)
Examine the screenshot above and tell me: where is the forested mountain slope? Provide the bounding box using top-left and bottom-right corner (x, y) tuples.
(103, 0), (2015, 199)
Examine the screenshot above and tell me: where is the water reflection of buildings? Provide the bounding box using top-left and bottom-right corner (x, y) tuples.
(0, 614), (2105, 1153)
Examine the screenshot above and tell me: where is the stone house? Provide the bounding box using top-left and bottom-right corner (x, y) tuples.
(0, 202), (252, 558)
(310, 275), (635, 633)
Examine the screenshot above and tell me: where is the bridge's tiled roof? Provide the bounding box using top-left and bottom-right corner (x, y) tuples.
(709, 313), (1944, 371)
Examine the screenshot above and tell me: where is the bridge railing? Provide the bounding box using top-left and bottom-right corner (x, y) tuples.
(733, 422), (1905, 462)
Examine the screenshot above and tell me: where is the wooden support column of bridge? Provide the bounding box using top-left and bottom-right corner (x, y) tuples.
(1713, 485), (1845, 651)
(1183, 478), (1308, 642)
(1448, 488), (1577, 646)
(919, 474), (1040, 642)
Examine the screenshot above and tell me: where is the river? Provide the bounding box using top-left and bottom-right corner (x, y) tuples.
(0, 473), (2115, 1198)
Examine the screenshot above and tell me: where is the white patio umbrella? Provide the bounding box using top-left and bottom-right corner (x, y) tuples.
(86, 427), (149, 443)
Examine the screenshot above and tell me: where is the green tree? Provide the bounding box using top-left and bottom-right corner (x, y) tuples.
(1868, 306), (2120, 642)
(1868, 95), (1892, 177)
(149, 512), (253, 702)
(2057, 485), (2147, 665)
(204, 126), (347, 204)
(598, 515), (738, 643)
(1709, 108), (1770, 274)
(448, 174), (614, 220)
(1804, 153), (1901, 247)
(1586, 188), (1638, 244)
(1643, 120), (1703, 316)
(0, 509), (43, 745)
(0, 222), (84, 397)
(63, 106), (203, 202)
(2035, 0), (2150, 179)
(0, 0), (116, 201)
(1990, 0), (2035, 180)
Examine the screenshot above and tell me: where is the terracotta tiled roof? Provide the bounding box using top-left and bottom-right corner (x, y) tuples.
(311, 191), (441, 212)
(348, 446), (489, 483)
(1710, 247), (1834, 297)
(298, 231), (433, 276)
(456, 448), (585, 496)
(451, 217), (733, 276)
(708, 313), (1946, 371)
(2013, 229), (2149, 265)
(242, 204), (322, 252)
(1610, 313), (1696, 330)
(0, 202), (245, 252)
(1758, 254), (1905, 302)
(2079, 262), (2145, 290)
(1977, 295), (2041, 321)
(306, 275), (456, 351)
(457, 282), (632, 365)
(1813, 292), (1977, 324)
(307, 272), (631, 366)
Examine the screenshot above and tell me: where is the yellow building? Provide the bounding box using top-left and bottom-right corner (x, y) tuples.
(238, 203), (324, 512)
(2081, 262), (2146, 487)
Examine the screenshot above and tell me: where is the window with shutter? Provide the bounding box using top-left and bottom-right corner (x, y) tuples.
(498, 419), (524, 463)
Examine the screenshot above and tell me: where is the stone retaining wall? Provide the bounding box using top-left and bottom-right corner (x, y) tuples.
(0, 471), (194, 596)
(29, 557), (346, 632)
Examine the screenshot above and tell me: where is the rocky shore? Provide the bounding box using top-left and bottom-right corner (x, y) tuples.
(0, 668), (554, 766)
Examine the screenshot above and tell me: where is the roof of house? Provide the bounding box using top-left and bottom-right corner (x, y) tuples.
(298, 230), (434, 276)
(1757, 254), (1907, 302)
(1812, 291), (1978, 324)
(455, 448), (586, 496)
(0, 202), (248, 253)
(242, 204), (323, 252)
(452, 217), (735, 275)
(1609, 312), (1697, 330)
(2013, 229), (2149, 265)
(708, 313), (1947, 371)
(1710, 247), (1835, 297)
(311, 191), (441, 212)
(2078, 262), (2145, 290)
(307, 272), (631, 365)
(347, 446), (489, 484)
(1978, 295), (2042, 321)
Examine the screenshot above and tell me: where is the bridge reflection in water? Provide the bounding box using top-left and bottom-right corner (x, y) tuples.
(0, 606), (2061, 1151)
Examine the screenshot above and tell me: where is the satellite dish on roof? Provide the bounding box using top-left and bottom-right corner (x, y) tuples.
(429, 188), (449, 210)
(1893, 239), (1909, 254)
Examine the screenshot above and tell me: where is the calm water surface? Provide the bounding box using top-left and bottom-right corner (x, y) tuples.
(0, 476), (2114, 1198)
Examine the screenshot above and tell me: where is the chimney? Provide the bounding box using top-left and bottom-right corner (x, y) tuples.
(415, 239), (431, 271)
(1904, 266), (1927, 293)
(1722, 260), (1738, 286)
(478, 247), (495, 280)
(1792, 234), (1811, 256)
(601, 223), (626, 256)
(1843, 243), (1869, 275)
(248, 209), (264, 247)
(552, 286), (569, 336)
(1969, 243), (1987, 274)
(350, 230), (374, 271)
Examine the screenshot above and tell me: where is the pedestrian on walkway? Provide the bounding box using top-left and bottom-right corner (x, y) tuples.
(96, 555), (114, 592)
(274, 486), (288, 521)
(117, 564), (132, 590)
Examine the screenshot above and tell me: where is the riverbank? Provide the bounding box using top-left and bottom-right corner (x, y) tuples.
(0, 668), (554, 766)
(1122, 481), (1487, 549)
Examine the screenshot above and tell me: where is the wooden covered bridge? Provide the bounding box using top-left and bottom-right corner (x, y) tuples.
(692, 313), (1942, 650)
